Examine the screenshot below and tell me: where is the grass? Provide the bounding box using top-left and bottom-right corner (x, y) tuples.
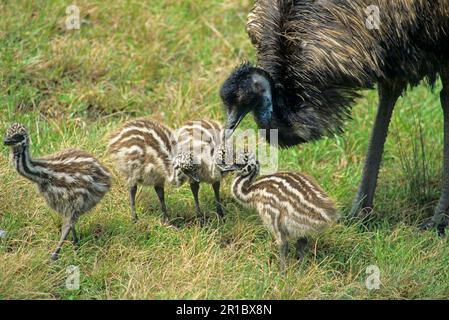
(1, 0), (449, 299)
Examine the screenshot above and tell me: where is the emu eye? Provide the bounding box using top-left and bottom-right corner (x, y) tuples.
(253, 80), (264, 94)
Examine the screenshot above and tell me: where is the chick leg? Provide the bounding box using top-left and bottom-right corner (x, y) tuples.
(129, 185), (138, 223)
(154, 185), (169, 223)
(71, 225), (79, 247)
(212, 181), (224, 219)
(51, 220), (72, 261)
(190, 181), (204, 225)
(278, 240), (289, 274)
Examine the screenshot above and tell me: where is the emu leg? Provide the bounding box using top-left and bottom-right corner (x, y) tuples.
(422, 70), (449, 235)
(129, 185), (138, 223)
(154, 185), (169, 223)
(349, 81), (403, 219)
(190, 182), (204, 225)
(71, 226), (78, 247)
(295, 237), (308, 259)
(51, 221), (72, 261)
(278, 240), (289, 274)
(212, 181), (224, 219)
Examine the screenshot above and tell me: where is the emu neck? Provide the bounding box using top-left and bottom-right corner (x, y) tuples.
(231, 171), (258, 205)
(11, 145), (42, 183)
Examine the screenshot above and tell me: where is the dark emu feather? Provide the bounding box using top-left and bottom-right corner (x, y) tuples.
(219, 0), (449, 233)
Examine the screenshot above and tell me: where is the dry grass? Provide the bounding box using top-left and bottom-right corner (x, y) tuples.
(1, 0), (449, 299)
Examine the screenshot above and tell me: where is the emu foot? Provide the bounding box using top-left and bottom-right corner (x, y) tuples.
(216, 208), (225, 221)
(161, 217), (180, 230)
(420, 218), (447, 237)
(161, 215), (169, 225)
(197, 217), (206, 227)
(348, 191), (375, 221)
(50, 252), (60, 261)
(196, 212), (208, 227)
(348, 203), (374, 221)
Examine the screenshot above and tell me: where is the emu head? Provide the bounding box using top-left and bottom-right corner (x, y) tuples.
(4, 123), (29, 151)
(220, 63), (319, 148)
(173, 152), (200, 183)
(220, 62), (274, 139)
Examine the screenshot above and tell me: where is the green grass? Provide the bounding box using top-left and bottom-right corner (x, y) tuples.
(1, 0), (449, 299)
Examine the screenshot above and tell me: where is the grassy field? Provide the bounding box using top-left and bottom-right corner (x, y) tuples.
(1, 0), (449, 299)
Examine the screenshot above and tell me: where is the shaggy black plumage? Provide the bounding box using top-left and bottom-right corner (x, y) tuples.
(220, 0), (449, 232)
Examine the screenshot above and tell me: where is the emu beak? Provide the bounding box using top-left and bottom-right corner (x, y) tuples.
(224, 109), (248, 140)
(4, 134), (24, 146)
(185, 172), (200, 183)
(3, 138), (15, 146)
(217, 164), (239, 173)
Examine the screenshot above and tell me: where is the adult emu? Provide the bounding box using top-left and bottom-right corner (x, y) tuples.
(219, 0), (449, 233)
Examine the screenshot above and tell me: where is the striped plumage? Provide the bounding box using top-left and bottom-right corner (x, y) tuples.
(176, 119), (223, 166)
(4, 123), (111, 260)
(175, 119), (225, 221)
(224, 152), (338, 272)
(107, 118), (178, 223)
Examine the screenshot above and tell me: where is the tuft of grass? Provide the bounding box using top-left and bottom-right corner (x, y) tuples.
(392, 115), (441, 224)
(1, 0), (449, 299)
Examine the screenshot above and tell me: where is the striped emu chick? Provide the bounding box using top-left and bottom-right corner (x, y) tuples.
(221, 152), (338, 272)
(3, 123), (111, 261)
(107, 118), (179, 223)
(175, 119), (225, 222)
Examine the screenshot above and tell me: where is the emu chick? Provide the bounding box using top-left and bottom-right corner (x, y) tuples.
(175, 119), (225, 222)
(108, 118), (178, 223)
(4, 123), (111, 260)
(223, 152), (339, 272)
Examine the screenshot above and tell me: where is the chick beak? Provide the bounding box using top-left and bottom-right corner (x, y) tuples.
(3, 138), (15, 146)
(217, 164), (239, 173)
(185, 172), (200, 183)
